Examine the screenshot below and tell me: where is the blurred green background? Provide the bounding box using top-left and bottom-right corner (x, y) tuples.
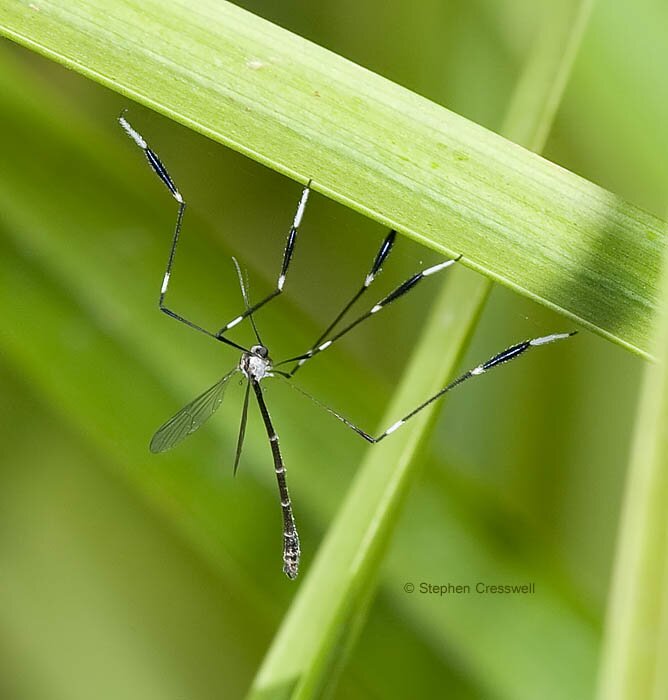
(0, 1), (664, 698)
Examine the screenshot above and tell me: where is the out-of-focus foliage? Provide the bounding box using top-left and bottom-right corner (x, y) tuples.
(0, 1), (665, 699)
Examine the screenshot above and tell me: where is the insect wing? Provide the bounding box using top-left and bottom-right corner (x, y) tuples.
(150, 369), (238, 453)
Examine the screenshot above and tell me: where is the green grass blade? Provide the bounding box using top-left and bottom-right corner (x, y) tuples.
(0, 0), (664, 358)
(596, 217), (668, 697)
(249, 269), (489, 700)
(501, 0), (595, 150)
(247, 3), (594, 699)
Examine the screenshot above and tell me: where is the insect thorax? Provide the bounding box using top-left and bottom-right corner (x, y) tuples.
(240, 344), (272, 381)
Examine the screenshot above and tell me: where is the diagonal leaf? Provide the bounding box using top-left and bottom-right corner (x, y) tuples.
(250, 268), (491, 700)
(0, 0), (664, 358)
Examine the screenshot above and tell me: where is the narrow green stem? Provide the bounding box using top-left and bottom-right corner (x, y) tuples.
(597, 220), (668, 697)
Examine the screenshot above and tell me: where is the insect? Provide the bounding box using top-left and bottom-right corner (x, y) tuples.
(119, 113), (575, 580)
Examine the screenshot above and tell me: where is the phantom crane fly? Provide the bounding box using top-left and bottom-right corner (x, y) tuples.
(120, 114), (575, 580)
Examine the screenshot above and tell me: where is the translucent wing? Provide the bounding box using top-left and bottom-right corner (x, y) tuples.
(150, 369), (238, 453)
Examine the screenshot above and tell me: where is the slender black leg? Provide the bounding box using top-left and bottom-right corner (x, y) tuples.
(233, 379), (251, 476)
(277, 253), (461, 370)
(282, 332), (577, 443)
(119, 113), (248, 354)
(215, 181), (312, 339)
(252, 380), (301, 579)
(288, 230), (397, 377)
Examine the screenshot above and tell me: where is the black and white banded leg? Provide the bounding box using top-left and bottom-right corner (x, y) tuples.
(288, 229), (397, 377)
(252, 380), (300, 579)
(215, 181), (312, 339)
(284, 332), (576, 443)
(278, 253), (461, 372)
(119, 113), (248, 354)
